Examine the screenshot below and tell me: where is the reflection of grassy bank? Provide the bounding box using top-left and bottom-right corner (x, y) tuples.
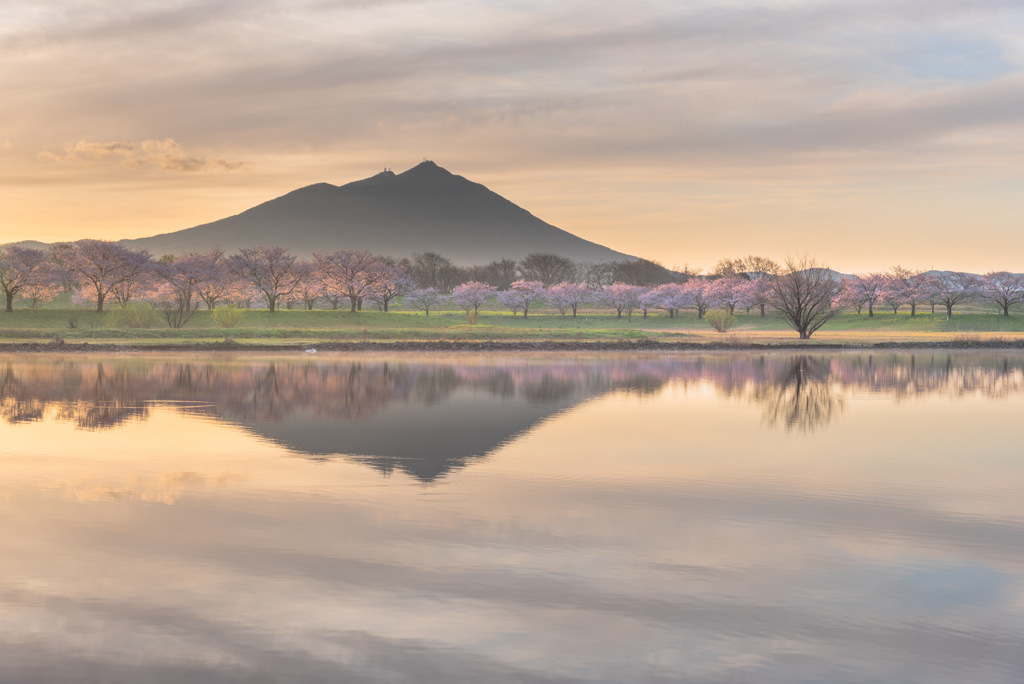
(4, 308), (1024, 345)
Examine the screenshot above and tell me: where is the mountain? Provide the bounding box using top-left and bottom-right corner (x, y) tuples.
(123, 161), (633, 264)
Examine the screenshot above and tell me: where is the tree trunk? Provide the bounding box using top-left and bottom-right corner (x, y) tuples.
(931, 303), (935, 314)
(910, 303), (917, 316)
(268, 297), (276, 313)
(96, 292), (105, 314)
(357, 296), (363, 311)
(4, 292), (12, 312)
(383, 300), (389, 312)
(349, 297), (357, 313)
(1003, 303), (1010, 316)
(946, 303), (954, 318)
(868, 303), (874, 317)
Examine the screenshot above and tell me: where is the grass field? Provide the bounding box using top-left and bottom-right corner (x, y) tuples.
(4, 303), (1024, 346)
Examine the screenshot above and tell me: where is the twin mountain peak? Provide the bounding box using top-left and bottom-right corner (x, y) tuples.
(127, 161), (632, 264)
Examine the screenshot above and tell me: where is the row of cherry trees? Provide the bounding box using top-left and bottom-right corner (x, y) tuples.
(0, 241), (681, 317)
(842, 268), (1024, 318)
(2, 241), (1023, 325)
(416, 278), (768, 320)
(0, 242), (419, 319)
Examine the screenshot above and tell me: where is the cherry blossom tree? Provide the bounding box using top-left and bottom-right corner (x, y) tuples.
(885, 266), (925, 316)
(682, 278), (712, 318)
(366, 260), (414, 312)
(732, 279), (761, 315)
(227, 247), (303, 313)
(54, 239), (152, 313)
(152, 253), (208, 327)
(314, 250), (385, 312)
(497, 280), (545, 318)
(847, 273), (884, 317)
(920, 271), (982, 319)
(19, 268), (63, 309)
(768, 257), (846, 339)
(982, 271), (1024, 316)
(705, 276), (750, 314)
(452, 281), (497, 316)
(405, 288), (448, 316)
(292, 261), (322, 310)
(0, 246), (51, 312)
(637, 287), (663, 318)
(110, 267), (156, 306)
(547, 281), (591, 317)
(187, 249), (235, 310)
(600, 282), (644, 319)
(879, 273), (907, 314)
(646, 282), (688, 317)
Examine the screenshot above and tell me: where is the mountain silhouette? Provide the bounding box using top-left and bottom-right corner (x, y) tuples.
(123, 161), (633, 264)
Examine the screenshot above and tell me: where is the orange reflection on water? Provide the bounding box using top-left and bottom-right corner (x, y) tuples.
(0, 352), (1023, 683)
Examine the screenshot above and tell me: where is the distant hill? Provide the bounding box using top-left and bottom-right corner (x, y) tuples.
(4, 240), (54, 251)
(117, 161), (633, 264)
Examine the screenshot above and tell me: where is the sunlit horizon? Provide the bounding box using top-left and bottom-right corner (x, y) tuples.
(4, 1), (1024, 272)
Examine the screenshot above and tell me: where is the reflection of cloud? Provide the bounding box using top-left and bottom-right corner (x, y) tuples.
(56, 470), (244, 505)
(39, 138), (248, 173)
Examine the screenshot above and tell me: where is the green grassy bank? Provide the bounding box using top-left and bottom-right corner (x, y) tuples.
(4, 306), (1024, 346)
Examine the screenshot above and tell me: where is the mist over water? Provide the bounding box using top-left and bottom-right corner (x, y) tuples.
(1, 352), (1023, 683)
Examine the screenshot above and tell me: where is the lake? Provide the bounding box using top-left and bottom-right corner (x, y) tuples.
(1, 351), (1022, 683)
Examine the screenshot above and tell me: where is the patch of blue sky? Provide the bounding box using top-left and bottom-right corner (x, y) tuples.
(894, 34), (1015, 83)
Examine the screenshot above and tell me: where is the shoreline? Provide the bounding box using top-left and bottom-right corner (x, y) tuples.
(3, 339), (1024, 353)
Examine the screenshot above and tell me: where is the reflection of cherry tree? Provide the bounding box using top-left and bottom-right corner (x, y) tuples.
(754, 356), (844, 431)
(4, 355), (1024, 435)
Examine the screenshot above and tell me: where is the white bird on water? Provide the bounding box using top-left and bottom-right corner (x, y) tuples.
(305, 348), (317, 353)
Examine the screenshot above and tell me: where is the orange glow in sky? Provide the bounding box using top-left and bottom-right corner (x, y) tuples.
(3, 1), (1024, 272)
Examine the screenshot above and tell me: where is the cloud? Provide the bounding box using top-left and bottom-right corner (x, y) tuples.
(39, 138), (248, 172)
(1, 139), (10, 149)
(9, 0), (1024, 170)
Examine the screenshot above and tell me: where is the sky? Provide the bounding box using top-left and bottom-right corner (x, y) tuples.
(2, 0), (1024, 273)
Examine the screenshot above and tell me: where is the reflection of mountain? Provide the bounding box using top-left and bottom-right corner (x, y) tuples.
(3, 353), (1024, 479)
(253, 390), (585, 480)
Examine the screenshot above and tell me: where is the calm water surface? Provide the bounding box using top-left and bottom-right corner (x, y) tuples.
(1, 352), (1023, 683)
